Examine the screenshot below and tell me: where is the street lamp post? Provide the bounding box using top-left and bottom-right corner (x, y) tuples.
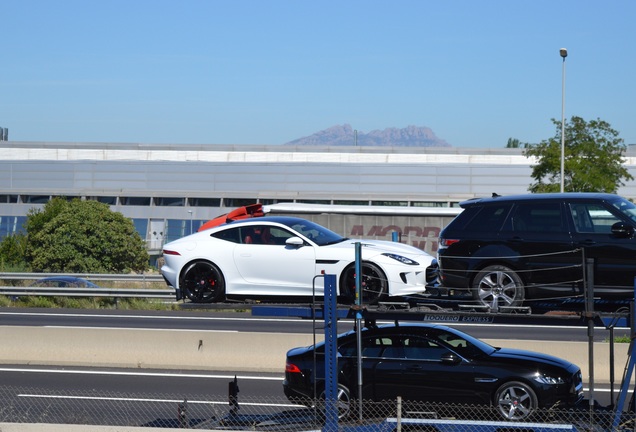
(188, 210), (193, 235)
(560, 48), (567, 193)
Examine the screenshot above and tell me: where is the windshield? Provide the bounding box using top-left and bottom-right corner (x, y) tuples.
(282, 219), (346, 246)
(610, 196), (636, 224)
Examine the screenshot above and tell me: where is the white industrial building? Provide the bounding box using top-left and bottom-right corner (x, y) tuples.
(2, 141), (636, 259)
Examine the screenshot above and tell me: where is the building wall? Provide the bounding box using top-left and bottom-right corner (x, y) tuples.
(2, 141), (636, 257)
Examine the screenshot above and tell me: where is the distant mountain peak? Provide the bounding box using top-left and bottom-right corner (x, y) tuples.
(285, 124), (451, 147)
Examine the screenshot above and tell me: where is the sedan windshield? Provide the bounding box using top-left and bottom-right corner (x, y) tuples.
(282, 219), (346, 246)
(610, 196), (636, 224)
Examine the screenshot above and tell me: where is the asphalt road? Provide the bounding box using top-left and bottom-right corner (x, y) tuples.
(0, 307), (629, 341)
(0, 364), (624, 426)
(0, 307), (631, 426)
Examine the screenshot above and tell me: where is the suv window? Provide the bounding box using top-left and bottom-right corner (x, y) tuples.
(463, 203), (512, 233)
(510, 202), (564, 233)
(569, 203), (621, 234)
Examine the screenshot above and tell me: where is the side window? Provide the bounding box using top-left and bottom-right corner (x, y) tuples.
(403, 336), (449, 361)
(463, 204), (512, 233)
(510, 203), (564, 233)
(362, 336), (403, 358)
(570, 203), (621, 234)
(211, 227), (241, 243)
(242, 225), (294, 245)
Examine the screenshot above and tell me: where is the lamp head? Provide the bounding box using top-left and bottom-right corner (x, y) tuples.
(560, 48), (568, 58)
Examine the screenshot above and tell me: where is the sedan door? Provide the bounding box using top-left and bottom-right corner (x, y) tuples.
(232, 226), (317, 295)
(387, 336), (480, 405)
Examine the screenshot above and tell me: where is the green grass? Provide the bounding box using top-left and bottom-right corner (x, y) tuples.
(612, 335), (632, 344)
(0, 295), (180, 311)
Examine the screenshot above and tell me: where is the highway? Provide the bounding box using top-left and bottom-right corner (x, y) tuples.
(0, 307), (629, 341)
(0, 307), (631, 426)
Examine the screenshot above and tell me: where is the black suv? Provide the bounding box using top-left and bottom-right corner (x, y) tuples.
(438, 193), (636, 310)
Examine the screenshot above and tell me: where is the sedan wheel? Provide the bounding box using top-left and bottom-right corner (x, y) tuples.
(318, 384), (351, 420)
(180, 261), (225, 303)
(472, 265), (524, 311)
(495, 381), (538, 421)
(340, 262), (388, 305)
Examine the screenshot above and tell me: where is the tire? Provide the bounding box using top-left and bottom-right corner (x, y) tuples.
(180, 260), (226, 303)
(340, 262), (388, 305)
(318, 383), (352, 420)
(472, 265), (524, 311)
(494, 381), (538, 421)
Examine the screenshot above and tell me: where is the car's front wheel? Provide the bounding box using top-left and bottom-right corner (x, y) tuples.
(472, 265), (524, 311)
(340, 262), (388, 305)
(494, 381), (538, 421)
(180, 260), (226, 303)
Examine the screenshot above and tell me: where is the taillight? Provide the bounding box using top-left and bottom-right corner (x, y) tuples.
(163, 249), (181, 256)
(286, 362), (302, 374)
(440, 238), (460, 247)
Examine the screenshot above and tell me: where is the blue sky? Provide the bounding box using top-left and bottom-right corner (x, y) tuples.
(2, 1), (635, 148)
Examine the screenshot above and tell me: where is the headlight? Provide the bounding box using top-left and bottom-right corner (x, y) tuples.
(382, 253), (419, 265)
(534, 373), (565, 385)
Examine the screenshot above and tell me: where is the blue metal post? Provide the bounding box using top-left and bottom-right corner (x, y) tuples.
(612, 277), (636, 427)
(323, 274), (339, 431)
(355, 242), (364, 421)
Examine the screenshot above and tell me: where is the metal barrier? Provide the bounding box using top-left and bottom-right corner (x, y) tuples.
(0, 272), (164, 283)
(0, 286), (175, 299)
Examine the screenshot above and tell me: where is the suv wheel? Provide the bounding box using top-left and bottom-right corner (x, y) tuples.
(472, 265), (524, 311)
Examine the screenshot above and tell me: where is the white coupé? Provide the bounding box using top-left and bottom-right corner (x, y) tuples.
(161, 216), (437, 304)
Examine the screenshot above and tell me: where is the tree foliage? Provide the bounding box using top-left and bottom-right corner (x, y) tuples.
(506, 138), (530, 149)
(0, 233), (28, 271)
(525, 116), (633, 193)
(26, 198), (149, 273)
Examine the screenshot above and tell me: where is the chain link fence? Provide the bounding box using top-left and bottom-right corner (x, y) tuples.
(0, 385), (634, 431)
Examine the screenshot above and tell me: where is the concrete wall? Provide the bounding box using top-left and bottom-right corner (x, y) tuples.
(0, 326), (626, 383)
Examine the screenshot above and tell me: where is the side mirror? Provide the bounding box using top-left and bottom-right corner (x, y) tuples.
(440, 352), (462, 365)
(611, 222), (634, 238)
(286, 236), (305, 247)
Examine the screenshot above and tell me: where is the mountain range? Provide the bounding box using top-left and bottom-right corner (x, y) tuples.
(284, 124), (451, 147)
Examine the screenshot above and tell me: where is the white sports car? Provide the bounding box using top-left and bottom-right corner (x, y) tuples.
(161, 216), (437, 304)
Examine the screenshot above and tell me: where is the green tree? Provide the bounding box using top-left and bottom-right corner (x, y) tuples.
(23, 197), (68, 264)
(525, 116), (633, 193)
(0, 233), (28, 271)
(506, 138), (530, 149)
(27, 199), (149, 273)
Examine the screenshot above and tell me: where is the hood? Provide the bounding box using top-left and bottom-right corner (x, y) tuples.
(490, 347), (577, 370)
(325, 239), (429, 257)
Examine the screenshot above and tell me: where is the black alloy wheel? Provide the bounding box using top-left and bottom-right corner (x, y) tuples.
(180, 260), (225, 303)
(340, 262), (388, 305)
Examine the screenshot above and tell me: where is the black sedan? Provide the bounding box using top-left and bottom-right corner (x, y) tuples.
(283, 323), (584, 421)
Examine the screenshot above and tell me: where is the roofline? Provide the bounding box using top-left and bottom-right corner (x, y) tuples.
(460, 192), (623, 207)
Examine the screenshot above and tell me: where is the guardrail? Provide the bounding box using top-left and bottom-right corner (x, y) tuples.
(0, 272), (174, 301)
(0, 272), (164, 283)
(0, 286), (175, 299)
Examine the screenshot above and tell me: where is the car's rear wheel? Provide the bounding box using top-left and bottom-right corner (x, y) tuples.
(180, 260), (226, 303)
(318, 383), (352, 420)
(472, 265), (524, 311)
(494, 381), (538, 421)
(340, 262), (388, 305)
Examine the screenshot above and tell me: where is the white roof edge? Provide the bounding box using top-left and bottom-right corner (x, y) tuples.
(264, 203), (463, 216)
